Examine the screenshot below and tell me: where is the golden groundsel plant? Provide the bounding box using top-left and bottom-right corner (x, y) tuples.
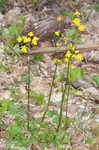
(54, 10), (85, 65)
(17, 32), (39, 53)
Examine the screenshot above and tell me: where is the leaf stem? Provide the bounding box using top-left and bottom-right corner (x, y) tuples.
(56, 59), (71, 132)
(42, 64), (58, 121)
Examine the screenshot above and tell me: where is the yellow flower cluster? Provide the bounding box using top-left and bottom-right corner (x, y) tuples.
(64, 42), (83, 63)
(53, 58), (62, 64)
(17, 32), (39, 53)
(73, 11), (85, 31)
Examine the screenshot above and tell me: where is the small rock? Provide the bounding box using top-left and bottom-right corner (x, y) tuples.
(83, 51), (99, 63)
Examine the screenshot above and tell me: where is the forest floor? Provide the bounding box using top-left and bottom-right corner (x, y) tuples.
(0, 0), (99, 150)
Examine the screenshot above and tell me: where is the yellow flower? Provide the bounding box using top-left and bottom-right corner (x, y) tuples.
(76, 54), (83, 61)
(54, 58), (61, 63)
(32, 39), (37, 45)
(65, 50), (72, 58)
(78, 24), (85, 31)
(74, 11), (80, 16)
(57, 16), (63, 21)
(72, 54), (76, 58)
(72, 47), (75, 51)
(55, 31), (60, 36)
(22, 36), (28, 43)
(68, 43), (72, 48)
(61, 65), (65, 70)
(21, 45), (27, 53)
(64, 57), (69, 62)
(75, 50), (79, 54)
(33, 36), (39, 41)
(56, 42), (61, 47)
(27, 37), (31, 42)
(17, 36), (22, 43)
(73, 18), (81, 26)
(28, 32), (34, 37)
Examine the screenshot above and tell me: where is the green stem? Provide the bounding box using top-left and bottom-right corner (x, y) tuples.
(42, 64), (58, 121)
(56, 83), (65, 132)
(65, 58), (71, 129)
(56, 59), (71, 132)
(27, 56), (31, 130)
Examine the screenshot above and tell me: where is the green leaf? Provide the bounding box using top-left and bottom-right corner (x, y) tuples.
(88, 75), (99, 87)
(21, 74), (33, 83)
(32, 0), (39, 4)
(69, 0), (79, 5)
(8, 124), (23, 136)
(33, 54), (43, 61)
(52, 117), (59, 125)
(64, 136), (71, 145)
(64, 117), (74, 126)
(11, 55), (15, 62)
(47, 110), (58, 118)
(5, 139), (14, 150)
(62, 11), (70, 16)
(86, 137), (93, 144)
(18, 15), (25, 22)
(69, 67), (84, 83)
(0, 61), (6, 72)
(33, 136), (38, 144)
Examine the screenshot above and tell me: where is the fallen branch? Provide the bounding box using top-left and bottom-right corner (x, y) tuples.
(2, 43), (99, 55)
(28, 44), (99, 55)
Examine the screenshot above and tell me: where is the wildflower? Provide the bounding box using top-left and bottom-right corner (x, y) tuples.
(22, 36), (28, 43)
(21, 45), (27, 53)
(57, 16), (63, 21)
(78, 24), (85, 31)
(61, 65), (65, 70)
(32, 39), (37, 45)
(28, 32), (34, 37)
(76, 54), (83, 61)
(64, 57), (69, 62)
(33, 36), (39, 41)
(73, 18), (81, 26)
(68, 43), (73, 48)
(75, 50), (79, 54)
(72, 54), (77, 58)
(72, 47), (75, 51)
(55, 31), (60, 36)
(17, 36), (22, 43)
(56, 42), (61, 47)
(54, 58), (62, 63)
(74, 11), (80, 16)
(26, 37), (31, 42)
(65, 50), (72, 58)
